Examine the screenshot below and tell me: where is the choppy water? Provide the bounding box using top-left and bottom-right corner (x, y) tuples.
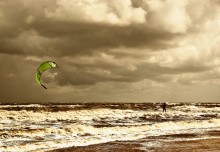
(0, 103), (220, 152)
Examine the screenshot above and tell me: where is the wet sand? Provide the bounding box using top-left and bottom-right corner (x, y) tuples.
(48, 138), (220, 152)
(157, 138), (220, 152)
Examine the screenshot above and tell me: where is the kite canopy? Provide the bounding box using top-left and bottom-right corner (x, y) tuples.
(35, 61), (58, 89)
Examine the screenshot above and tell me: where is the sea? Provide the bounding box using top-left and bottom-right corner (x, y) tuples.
(0, 103), (220, 152)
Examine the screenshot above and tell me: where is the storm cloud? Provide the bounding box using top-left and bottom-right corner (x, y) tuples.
(1, 0), (220, 103)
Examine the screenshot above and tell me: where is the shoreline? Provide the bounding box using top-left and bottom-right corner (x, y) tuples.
(48, 137), (220, 152)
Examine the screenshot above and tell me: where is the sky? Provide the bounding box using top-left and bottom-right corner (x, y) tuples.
(1, 0), (220, 103)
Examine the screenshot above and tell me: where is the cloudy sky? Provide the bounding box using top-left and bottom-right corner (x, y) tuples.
(1, 0), (220, 103)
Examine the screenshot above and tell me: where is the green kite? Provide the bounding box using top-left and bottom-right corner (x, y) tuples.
(35, 61), (58, 89)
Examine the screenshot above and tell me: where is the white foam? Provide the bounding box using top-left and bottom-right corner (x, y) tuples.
(0, 104), (220, 151)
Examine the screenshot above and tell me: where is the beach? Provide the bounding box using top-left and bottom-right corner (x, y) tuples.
(49, 138), (220, 152)
(0, 103), (220, 152)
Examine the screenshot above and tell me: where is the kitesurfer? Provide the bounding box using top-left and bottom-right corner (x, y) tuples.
(162, 103), (166, 112)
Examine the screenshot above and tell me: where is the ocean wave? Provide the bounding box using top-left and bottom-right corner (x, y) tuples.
(1, 103), (220, 151)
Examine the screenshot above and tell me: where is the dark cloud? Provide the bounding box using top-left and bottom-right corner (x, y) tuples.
(0, 18), (181, 57)
(55, 54), (211, 86)
(34, 21), (180, 55)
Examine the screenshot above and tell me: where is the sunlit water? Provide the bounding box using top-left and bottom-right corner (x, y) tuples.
(0, 103), (220, 152)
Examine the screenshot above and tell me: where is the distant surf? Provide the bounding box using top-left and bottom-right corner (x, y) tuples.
(0, 103), (220, 152)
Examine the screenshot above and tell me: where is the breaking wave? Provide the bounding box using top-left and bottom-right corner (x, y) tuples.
(0, 103), (220, 152)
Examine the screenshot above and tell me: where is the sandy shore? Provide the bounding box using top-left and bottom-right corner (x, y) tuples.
(48, 137), (220, 152)
(156, 138), (220, 152)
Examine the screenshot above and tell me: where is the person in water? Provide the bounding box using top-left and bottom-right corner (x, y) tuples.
(162, 103), (166, 112)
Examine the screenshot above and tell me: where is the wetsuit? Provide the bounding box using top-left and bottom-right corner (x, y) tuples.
(162, 103), (166, 112)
